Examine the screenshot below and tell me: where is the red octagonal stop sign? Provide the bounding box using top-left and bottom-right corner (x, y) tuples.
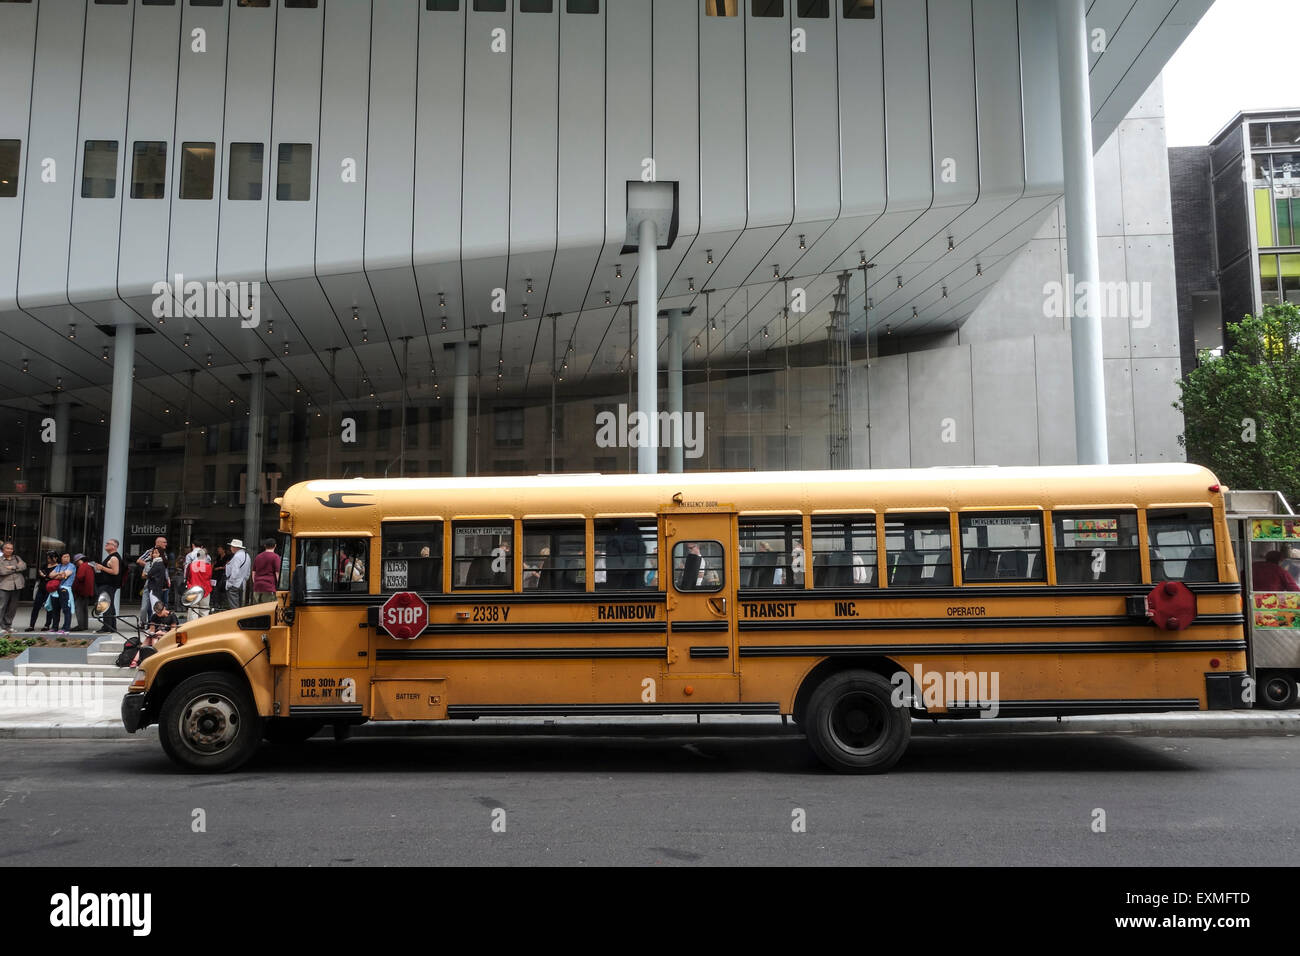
(379, 591), (428, 640)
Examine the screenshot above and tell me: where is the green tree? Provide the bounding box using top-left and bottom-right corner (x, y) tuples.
(1176, 302), (1300, 503)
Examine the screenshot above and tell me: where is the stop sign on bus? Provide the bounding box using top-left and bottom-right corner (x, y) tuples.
(379, 591), (428, 640)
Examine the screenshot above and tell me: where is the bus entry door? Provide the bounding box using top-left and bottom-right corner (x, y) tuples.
(660, 506), (739, 689)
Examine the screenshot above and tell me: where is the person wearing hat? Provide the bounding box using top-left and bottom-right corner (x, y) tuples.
(70, 553), (97, 632)
(224, 539), (251, 609)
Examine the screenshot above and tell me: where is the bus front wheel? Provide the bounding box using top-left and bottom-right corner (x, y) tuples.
(159, 672), (261, 772)
(804, 670), (910, 773)
(1258, 671), (1298, 710)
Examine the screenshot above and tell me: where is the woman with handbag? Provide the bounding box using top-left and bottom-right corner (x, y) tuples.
(49, 552), (76, 633)
(28, 551), (59, 632)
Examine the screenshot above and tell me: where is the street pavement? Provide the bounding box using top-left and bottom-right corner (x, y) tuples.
(0, 731), (1295, 866)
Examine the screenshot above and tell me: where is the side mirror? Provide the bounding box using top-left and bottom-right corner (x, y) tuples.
(92, 591), (113, 620)
(182, 585), (205, 607)
(291, 565), (306, 606)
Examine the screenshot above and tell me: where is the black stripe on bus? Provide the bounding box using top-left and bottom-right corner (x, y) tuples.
(689, 646), (731, 659)
(377, 646), (667, 661)
(446, 703), (781, 718)
(737, 613), (1244, 631)
(941, 699), (1201, 717)
(288, 705), (364, 717)
(309, 592), (668, 608)
(671, 621), (730, 633)
(392, 622), (667, 636)
(738, 639), (1247, 657)
(739, 582), (1242, 600)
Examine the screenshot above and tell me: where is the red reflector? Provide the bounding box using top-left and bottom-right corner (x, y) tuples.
(1210, 658), (1220, 668)
(1209, 484), (1221, 492)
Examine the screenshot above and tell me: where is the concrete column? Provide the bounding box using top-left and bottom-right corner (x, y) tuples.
(49, 394), (71, 493)
(102, 325), (135, 561)
(452, 340), (470, 477)
(1056, 0), (1108, 465)
(243, 360), (266, 552)
(665, 308), (684, 474)
(637, 218), (658, 474)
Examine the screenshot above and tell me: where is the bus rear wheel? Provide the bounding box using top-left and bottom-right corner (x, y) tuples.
(804, 670), (910, 773)
(159, 672), (261, 772)
(1258, 671), (1298, 710)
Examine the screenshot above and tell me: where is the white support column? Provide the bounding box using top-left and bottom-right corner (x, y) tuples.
(452, 340), (470, 477)
(243, 360), (266, 553)
(102, 325), (135, 563)
(665, 308), (684, 474)
(49, 394), (71, 493)
(1056, 0), (1108, 465)
(637, 218), (659, 475)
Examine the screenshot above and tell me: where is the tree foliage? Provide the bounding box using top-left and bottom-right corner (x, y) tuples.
(1176, 303), (1300, 504)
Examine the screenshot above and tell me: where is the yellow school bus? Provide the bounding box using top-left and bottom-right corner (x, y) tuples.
(120, 463), (1248, 773)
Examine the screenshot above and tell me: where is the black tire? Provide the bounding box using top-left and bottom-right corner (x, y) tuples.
(1258, 670), (1299, 710)
(263, 718), (325, 746)
(158, 671), (261, 772)
(803, 669), (910, 773)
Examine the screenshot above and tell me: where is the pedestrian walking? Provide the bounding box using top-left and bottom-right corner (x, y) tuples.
(71, 553), (96, 631)
(92, 539), (123, 633)
(224, 539), (250, 609)
(0, 541), (28, 631)
(251, 538), (280, 605)
(186, 548), (213, 620)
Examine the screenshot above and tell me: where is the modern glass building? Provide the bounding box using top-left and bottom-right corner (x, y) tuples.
(0, 0), (1213, 594)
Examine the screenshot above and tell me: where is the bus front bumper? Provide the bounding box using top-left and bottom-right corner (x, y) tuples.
(121, 691), (147, 733)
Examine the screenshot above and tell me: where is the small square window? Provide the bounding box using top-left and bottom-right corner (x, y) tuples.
(142, 0), (177, 5)
(0, 140), (19, 199)
(179, 142), (215, 200)
(190, 0), (223, 6)
(427, 0), (459, 8)
(95, 0), (128, 5)
(520, 0), (552, 10)
(474, 0), (506, 10)
(81, 140), (118, 199)
(228, 142), (263, 201)
(797, 0), (828, 15)
(566, 0), (598, 10)
(276, 142), (312, 201)
(130, 141), (167, 199)
(752, 0), (782, 16)
(284, 0), (317, 7)
(842, 0), (873, 18)
(237, 0), (270, 6)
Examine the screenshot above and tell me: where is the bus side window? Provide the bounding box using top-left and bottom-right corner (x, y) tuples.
(671, 541), (724, 592)
(452, 523), (513, 589)
(885, 514), (952, 587)
(1052, 511), (1140, 584)
(1147, 509), (1218, 582)
(381, 521), (443, 593)
(594, 518), (658, 590)
(296, 537), (371, 593)
(522, 521), (586, 591)
(959, 513), (1045, 583)
(739, 517), (804, 589)
(810, 516), (876, 588)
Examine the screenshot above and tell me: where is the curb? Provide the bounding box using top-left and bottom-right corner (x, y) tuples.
(1, 711), (1296, 741)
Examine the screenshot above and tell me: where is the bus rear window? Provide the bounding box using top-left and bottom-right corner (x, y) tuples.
(1147, 509), (1217, 582)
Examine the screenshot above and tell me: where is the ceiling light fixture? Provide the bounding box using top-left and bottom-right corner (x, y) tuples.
(183, 334), (191, 348)
(947, 235), (955, 252)
(68, 324), (76, 340)
(21, 360), (28, 374)
(798, 235), (806, 250)
(897, 275), (903, 289)
(976, 263), (983, 277)
(352, 307), (359, 321)
(860, 251), (867, 266)
(604, 292), (611, 306)
(206, 353), (213, 367)
(688, 278), (695, 293)
(942, 286), (948, 299)
(773, 264), (780, 278)
(101, 346), (109, 361)
(706, 250), (713, 265)
(526, 278), (533, 294)
(615, 264), (622, 279)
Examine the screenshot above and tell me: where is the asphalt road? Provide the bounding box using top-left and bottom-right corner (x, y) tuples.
(0, 731), (1296, 866)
